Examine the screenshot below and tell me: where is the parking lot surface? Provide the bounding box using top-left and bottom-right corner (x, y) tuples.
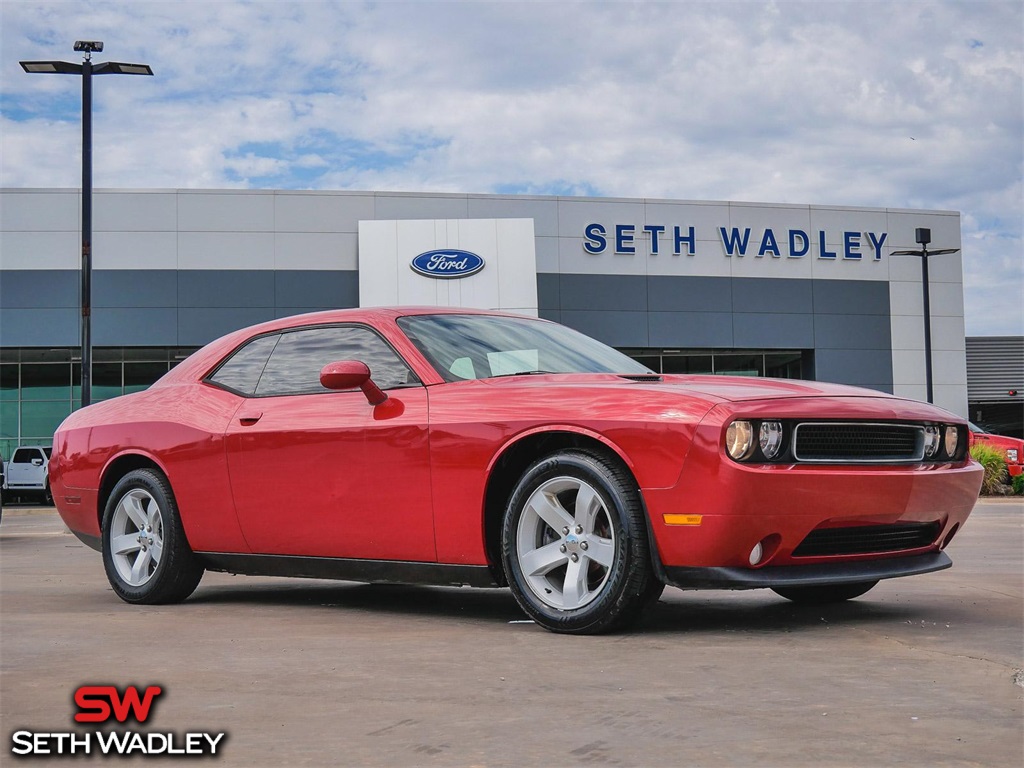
(2, 501), (1022, 767)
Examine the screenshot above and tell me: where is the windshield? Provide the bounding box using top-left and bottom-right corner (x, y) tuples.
(398, 314), (653, 382)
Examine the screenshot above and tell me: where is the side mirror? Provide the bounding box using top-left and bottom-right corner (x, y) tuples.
(31, 458), (43, 467)
(319, 361), (388, 406)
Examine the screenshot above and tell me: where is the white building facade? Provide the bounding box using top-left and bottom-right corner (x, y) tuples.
(0, 188), (969, 453)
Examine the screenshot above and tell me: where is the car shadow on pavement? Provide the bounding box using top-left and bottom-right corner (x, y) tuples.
(187, 580), (526, 625)
(185, 580), (945, 633)
(639, 592), (951, 635)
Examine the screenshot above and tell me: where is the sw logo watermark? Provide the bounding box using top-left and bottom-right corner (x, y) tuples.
(10, 684), (226, 758)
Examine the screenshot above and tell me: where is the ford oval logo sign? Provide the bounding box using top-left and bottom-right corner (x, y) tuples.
(410, 249), (485, 279)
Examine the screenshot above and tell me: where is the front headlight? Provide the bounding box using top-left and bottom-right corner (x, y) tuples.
(923, 425), (940, 458)
(943, 426), (959, 458)
(1007, 448), (1019, 463)
(759, 421), (784, 460)
(726, 420), (755, 460)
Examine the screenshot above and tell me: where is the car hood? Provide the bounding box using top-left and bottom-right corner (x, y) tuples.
(483, 373), (913, 404)
(656, 374), (897, 403)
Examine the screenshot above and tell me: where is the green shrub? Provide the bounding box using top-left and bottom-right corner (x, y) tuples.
(1013, 474), (1024, 496)
(970, 444), (1007, 495)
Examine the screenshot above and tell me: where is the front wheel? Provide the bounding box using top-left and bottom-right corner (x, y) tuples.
(101, 468), (204, 604)
(501, 450), (655, 634)
(771, 580), (878, 604)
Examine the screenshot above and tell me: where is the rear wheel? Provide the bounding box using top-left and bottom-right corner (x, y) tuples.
(501, 450), (655, 634)
(771, 580), (878, 604)
(101, 468), (204, 604)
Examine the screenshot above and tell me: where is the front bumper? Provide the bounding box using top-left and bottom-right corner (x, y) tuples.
(664, 551), (951, 590)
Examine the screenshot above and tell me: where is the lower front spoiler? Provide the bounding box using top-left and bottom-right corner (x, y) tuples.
(664, 551), (951, 590)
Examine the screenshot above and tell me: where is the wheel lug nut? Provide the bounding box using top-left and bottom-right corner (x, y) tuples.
(580, 541), (589, 550)
(562, 526), (570, 535)
(559, 544), (567, 553)
(575, 525), (583, 534)
(570, 553), (579, 562)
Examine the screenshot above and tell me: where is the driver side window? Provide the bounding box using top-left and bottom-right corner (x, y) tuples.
(253, 325), (417, 397)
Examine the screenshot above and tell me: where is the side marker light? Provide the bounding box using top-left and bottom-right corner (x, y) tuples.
(663, 514), (703, 526)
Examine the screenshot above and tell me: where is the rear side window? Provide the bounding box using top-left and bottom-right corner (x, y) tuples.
(12, 448), (44, 463)
(254, 326), (417, 397)
(208, 335), (281, 396)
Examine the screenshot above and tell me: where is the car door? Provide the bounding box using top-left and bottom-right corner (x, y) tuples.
(217, 324), (436, 561)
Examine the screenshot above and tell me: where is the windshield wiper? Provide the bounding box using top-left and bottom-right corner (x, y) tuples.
(489, 370), (561, 378)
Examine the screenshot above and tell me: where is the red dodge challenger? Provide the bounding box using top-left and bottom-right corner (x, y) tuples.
(50, 307), (983, 634)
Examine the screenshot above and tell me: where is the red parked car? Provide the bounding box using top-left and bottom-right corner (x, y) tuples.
(968, 423), (1023, 478)
(50, 307), (982, 634)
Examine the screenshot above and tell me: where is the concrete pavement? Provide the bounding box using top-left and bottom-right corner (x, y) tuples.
(2, 501), (1021, 766)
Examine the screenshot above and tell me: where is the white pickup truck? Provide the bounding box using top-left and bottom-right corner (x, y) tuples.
(3, 446), (53, 505)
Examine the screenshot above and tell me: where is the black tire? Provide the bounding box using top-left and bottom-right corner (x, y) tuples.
(642, 578), (666, 606)
(771, 580), (879, 605)
(43, 482), (53, 506)
(501, 450), (655, 634)
(101, 468), (204, 604)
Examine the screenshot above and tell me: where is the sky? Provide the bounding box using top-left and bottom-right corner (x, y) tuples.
(1, 0), (1021, 336)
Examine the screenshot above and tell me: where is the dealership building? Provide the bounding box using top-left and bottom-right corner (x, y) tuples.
(0, 187), (973, 455)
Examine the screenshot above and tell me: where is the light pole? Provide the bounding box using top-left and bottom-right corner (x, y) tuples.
(892, 228), (960, 404)
(20, 42), (153, 408)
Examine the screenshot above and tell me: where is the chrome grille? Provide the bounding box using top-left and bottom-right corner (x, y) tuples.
(793, 522), (941, 557)
(792, 422), (923, 463)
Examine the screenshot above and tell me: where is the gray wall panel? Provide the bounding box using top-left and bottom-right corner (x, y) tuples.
(537, 274), (560, 310)
(1, 270), (77, 308)
(813, 279), (890, 315)
(178, 308), (277, 346)
(94, 309), (179, 346)
(0, 308), (79, 346)
(275, 270), (359, 309)
(815, 314), (891, 350)
(733, 277), (813, 313)
(178, 270), (275, 308)
(559, 274), (647, 311)
(559, 310), (649, 347)
(649, 312), (734, 347)
(648, 276), (731, 312)
(815, 349), (893, 390)
(94, 270), (178, 308)
(733, 313), (815, 348)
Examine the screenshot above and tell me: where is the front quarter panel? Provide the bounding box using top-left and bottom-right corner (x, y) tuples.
(426, 378), (715, 564)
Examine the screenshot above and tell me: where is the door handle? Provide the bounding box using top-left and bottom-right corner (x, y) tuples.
(238, 412), (263, 425)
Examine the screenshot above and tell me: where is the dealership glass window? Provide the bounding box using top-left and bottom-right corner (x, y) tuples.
(20, 364), (71, 401)
(1, 402), (18, 438)
(125, 362), (172, 393)
(1, 365), (18, 400)
(662, 355), (714, 375)
(0, 347), (196, 453)
(20, 401), (69, 442)
(765, 353), (803, 379)
(622, 349), (808, 379)
(713, 354), (764, 377)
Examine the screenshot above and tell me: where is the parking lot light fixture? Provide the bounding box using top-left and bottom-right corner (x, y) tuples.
(20, 43), (153, 408)
(891, 228), (960, 404)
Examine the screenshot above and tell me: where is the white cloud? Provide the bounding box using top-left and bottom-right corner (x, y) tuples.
(1, 0), (1020, 334)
